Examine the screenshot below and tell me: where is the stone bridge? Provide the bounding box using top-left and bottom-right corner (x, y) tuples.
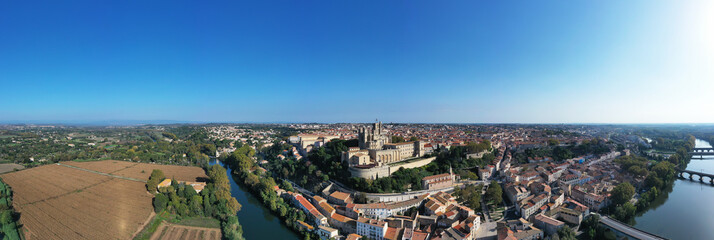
(690, 147), (714, 158)
(675, 168), (714, 184)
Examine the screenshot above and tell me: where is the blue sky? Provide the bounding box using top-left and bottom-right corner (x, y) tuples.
(1, 1), (713, 123)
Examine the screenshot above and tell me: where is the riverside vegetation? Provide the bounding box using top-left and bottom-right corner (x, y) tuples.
(144, 166), (244, 240)
(0, 179), (21, 240)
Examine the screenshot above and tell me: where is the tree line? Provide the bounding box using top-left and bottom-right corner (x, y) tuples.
(609, 134), (694, 222)
(223, 145), (323, 240)
(513, 138), (612, 164)
(0, 126), (227, 169)
(0, 178), (21, 240)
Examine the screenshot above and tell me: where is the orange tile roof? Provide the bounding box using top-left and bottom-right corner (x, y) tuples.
(330, 191), (351, 201)
(346, 234), (362, 240)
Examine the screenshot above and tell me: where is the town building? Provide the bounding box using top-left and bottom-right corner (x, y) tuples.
(533, 214), (564, 236)
(421, 169), (455, 190)
(328, 191), (353, 205)
(317, 225), (339, 240)
(291, 193), (328, 226)
(357, 217), (388, 240)
(342, 122), (425, 167)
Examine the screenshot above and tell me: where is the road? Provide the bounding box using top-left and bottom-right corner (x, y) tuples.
(480, 184), (492, 222)
(599, 215), (667, 240)
(285, 179), (314, 196)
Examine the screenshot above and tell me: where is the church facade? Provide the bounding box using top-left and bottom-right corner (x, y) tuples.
(342, 122), (425, 167)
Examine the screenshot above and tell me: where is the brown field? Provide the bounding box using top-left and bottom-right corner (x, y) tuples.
(66, 160), (208, 182)
(64, 160), (137, 174)
(150, 222), (220, 240)
(111, 163), (208, 182)
(0, 163), (25, 174)
(0, 160), (209, 240)
(1, 164), (113, 205)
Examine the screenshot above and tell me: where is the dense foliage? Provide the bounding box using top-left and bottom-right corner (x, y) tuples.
(224, 145), (321, 240)
(556, 225), (577, 240)
(485, 181), (503, 205)
(0, 126), (224, 168)
(578, 214), (617, 240)
(0, 179), (21, 240)
(610, 134), (694, 221)
(149, 166), (244, 240)
(452, 184), (482, 210)
(513, 138), (611, 163)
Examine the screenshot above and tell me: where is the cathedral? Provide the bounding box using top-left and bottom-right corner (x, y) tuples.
(342, 121), (425, 167)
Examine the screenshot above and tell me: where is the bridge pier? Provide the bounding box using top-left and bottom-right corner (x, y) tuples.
(675, 169), (714, 185)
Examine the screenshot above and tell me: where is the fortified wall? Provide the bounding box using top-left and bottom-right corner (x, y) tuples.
(348, 156), (437, 180)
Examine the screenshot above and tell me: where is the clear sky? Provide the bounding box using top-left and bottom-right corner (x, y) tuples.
(1, 1), (713, 124)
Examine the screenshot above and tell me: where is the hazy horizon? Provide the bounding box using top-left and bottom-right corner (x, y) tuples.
(2, 1), (713, 123)
(2, 119), (714, 126)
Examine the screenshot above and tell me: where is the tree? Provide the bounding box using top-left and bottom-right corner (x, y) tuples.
(280, 179), (294, 192)
(548, 139), (560, 146)
(391, 136), (405, 143)
(615, 202), (636, 221)
(652, 161), (675, 181)
(466, 141), (491, 154)
(611, 182), (635, 206)
(147, 169), (166, 193)
(581, 214), (600, 240)
(209, 165), (232, 202)
(409, 136), (419, 142)
(645, 173), (663, 189)
(0, 210), (12, 225)
(627, 166), (648, 178)
(486, 181), (502, 205)
(354, 192), (368, 204)
(226, 197), (242, 214)
(222, 215), (244, 240)
(603, 229), (617, 240)
(557, 226), (577, 240)
(153, 193), (169, 213)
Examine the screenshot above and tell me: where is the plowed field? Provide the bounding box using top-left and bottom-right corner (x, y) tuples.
(67, 160), (207, 182)
(0, 161), (209, 240)
(150, 222), (220, 240)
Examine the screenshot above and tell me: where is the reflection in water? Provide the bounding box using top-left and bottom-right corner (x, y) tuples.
(633, 139), (714, 239)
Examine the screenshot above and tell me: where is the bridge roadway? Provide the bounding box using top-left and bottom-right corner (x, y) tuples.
(690, 147), (714, 156)
(599, 215), (668, 240)
(675, 168), (714, 184)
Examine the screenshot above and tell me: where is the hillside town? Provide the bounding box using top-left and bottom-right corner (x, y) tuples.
(203, 122), (675, 240)
(0, 123), (705, 240)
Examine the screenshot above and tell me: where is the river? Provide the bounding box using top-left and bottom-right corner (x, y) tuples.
(208, 138), (714, 239)
(209, 159), (300, 240)
(633, 139), (714, 239)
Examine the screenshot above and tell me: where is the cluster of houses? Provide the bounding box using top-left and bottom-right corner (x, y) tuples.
(276, 182), (482, 240)
(490, 150), (625, 239)
(261, 125), (634, 240)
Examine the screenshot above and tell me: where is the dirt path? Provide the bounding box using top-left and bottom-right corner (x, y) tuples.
(132, 211), (156, 239)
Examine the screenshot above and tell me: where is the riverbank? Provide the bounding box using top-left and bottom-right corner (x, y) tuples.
(631, 139), (714, 239)
(210, 159), (300, 240)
